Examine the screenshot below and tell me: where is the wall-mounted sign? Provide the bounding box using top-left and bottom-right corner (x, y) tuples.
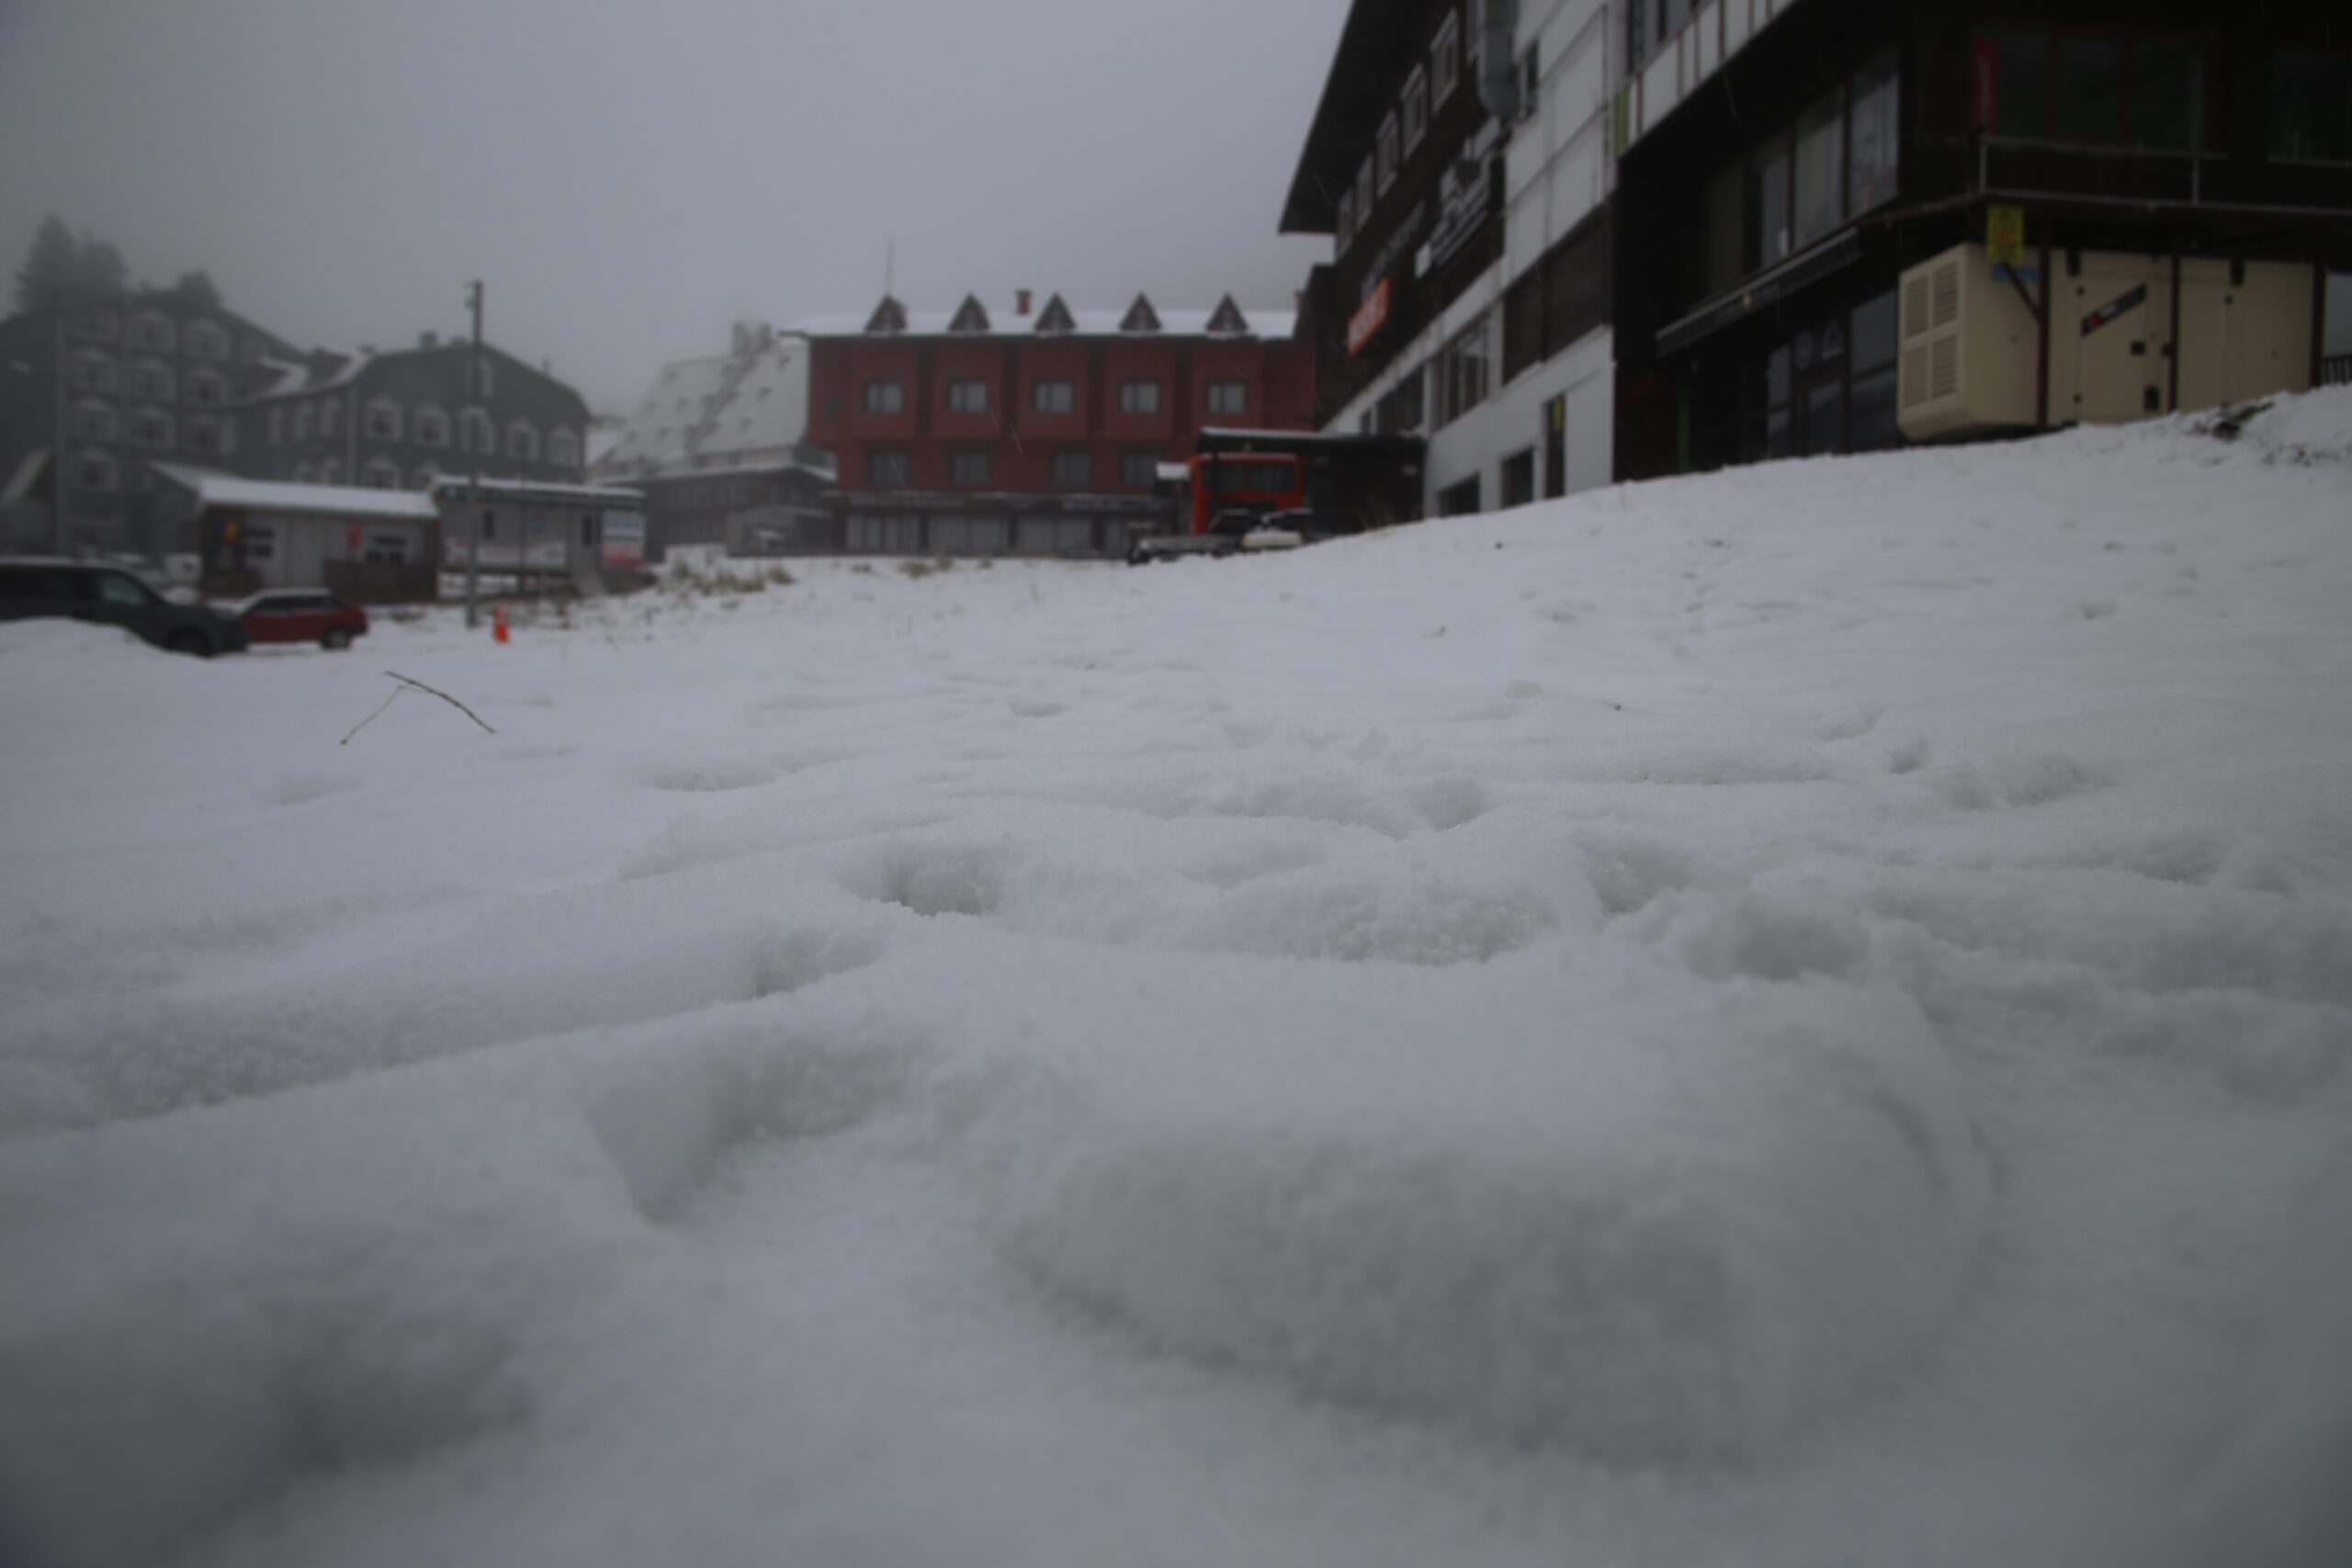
(1348, 277), (1394, 357)
(2081, 284), (2147, 337)
(601, 512), (646, 569)
(1419, 120), (1501, 276)
(1986, 204), (2026, 266)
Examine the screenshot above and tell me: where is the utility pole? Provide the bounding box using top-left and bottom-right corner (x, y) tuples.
(464, 280), (484, 628)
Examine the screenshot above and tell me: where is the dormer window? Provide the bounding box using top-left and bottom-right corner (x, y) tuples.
(865, 296), (909, 335)
(949, 295), (992, 333)
(1120, 295), (1162, 334)
(1205, 297), (1250, 336)
(1034, 295), (1077, 334)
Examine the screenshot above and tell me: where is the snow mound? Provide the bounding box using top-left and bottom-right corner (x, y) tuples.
(964, 964), (1991, 1462)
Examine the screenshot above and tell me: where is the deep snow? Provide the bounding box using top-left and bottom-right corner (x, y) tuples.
(3, 395), (2350, 1567)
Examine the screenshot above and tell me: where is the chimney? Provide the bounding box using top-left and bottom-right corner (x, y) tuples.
(1017, 289), (1034, 317)
(420, 331), (439, 349)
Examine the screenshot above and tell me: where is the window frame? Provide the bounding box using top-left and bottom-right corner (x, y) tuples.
(1050, 449), (1093, 488)
(948, 448), (993, 486)
(1377, 111), (1402, 194)
(1204, 380), (1249, 418)
(1032, 378), (1077, 415)
(1403, 66), (1430, 152)
(862, 378), (907, 415)
(1432, 13), (1461, 105)
(867, 448), (911, 487)
(946, 378), (990, 414)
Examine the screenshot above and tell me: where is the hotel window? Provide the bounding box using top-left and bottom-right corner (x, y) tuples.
(1336, 190), (1357, 254)
(947, 379), (989, 413)
(187, 418), (222, 455)
(868, 448), (910, 486)
(1974, 28), (2215, 152)
(1849, 53), (1901, 214)
(862, 379), (906, 413)
(73, 400), (117, 441)
(1433, 13), (1460, 103)
(77, 448), (117, 490)
(362, 457), (401, 489)
(2270, 50), (2350, 164)
(130, 408), (175, 447)
(1205, 380), (1248, 417)
(1117, 380), (1161, 414)
(130, 313), (175, 353)
(414, 407), (450, 448)
(1792, 90), (1846, 251)
(1377, 112), (1401, 193)
(1120, 452), (1159, 488)
(1355, 158), (1375, 224)
(72, 351), (117, 392)
(130, 359), (175, 401)
(1033, 379), (1076, 413)
(1051, 450), (1092, 487)
(72, 310), (119, 343)
(1403, 66), (1429, 151)
(548, 428), (580, 467)
(949, 449), (992, 485)
(185, 321), (230, 361)
(366, 399), (403, 441)
(1435, 313), (1491, 428)
(187, 371), (227, 407)
(507, 421), (539, 460)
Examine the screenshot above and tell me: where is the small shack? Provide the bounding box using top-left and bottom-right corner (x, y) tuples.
(157, 465), (441, 604)
(428, 477), (646, 594)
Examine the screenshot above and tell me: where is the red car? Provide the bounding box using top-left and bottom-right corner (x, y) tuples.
(234, 588), (370, 649)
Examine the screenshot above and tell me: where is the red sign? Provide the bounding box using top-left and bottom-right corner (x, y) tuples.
(1347, 277), (1393, 357)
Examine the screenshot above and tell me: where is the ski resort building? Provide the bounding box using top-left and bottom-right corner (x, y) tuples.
(800, 293), (1315, 558)
(1610, 0), (2352, 479)
(1284, 0), (1621, 520)
(593, 321), (834, 561)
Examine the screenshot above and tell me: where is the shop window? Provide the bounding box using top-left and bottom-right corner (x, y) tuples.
(1851, 289), (1899, 375)
(1978, 28), (2216, 152)
(362, 533), (411, 564)
(1765, 345), (1792, 460)
(2270, 50), (2350, 164)
(1849, 54), (1901, 215)
(1436, 475), (1481, 517)
(1981, 28), (2051, 139)
(1849, 369), (1900, 452)
(246, 525), (277, 562)
(1500, 449), (1536, 509)
(2134, 39), (2206, 152)
(1803, 383), (1845, 457)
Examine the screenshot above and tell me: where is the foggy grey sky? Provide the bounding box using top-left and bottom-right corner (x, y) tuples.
(0, 0), (1351, 412)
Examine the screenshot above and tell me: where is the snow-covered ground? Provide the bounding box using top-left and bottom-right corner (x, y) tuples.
(4, 395), (2350, 1568)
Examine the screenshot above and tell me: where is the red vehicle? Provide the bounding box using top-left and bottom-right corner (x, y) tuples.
(1130, 454), (1309, 563)
(234, 588), (370, 649)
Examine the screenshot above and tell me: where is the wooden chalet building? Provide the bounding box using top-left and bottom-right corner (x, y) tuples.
(799, 292), (1315, 557)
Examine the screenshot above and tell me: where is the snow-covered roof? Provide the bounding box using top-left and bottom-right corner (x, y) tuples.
(596, 330), (816, 480)
(151, 464), (437, 521)
(793, 298), (1297, 342)
(427, 476), (644, 504)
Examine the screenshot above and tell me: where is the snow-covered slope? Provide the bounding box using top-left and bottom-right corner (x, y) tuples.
(4, 395), (2349, 1568)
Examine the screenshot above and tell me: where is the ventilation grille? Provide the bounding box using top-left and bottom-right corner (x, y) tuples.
(1930, 336), (1960, 401)
(1905, 275), (1932, 338)
(1931, 258), (1962, 329)
(1902, 344), (1932, 411)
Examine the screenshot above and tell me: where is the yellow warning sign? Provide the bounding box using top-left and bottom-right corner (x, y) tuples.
(1987, 204), (2026, 266)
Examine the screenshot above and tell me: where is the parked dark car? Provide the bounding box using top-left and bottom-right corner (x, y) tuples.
(0, 558), (248, 657)
(232, 588), (369, 649)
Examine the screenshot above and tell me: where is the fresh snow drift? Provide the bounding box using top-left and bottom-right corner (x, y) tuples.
(3, 394), (2350, 1568)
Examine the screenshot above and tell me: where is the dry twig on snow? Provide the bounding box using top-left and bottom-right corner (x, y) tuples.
(341, 671), (497, 746)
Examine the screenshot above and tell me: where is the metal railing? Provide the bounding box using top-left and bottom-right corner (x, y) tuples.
(2323, 354), (2352, 389)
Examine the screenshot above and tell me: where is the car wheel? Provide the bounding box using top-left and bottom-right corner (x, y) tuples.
(322, 628), (353, 650)
(166, 629), (214, 659)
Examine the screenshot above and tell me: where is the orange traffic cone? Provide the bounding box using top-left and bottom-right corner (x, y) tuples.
(492, 603), (510, 645)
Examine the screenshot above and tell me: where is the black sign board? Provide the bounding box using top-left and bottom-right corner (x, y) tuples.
(2081, 284), (2148, 337)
